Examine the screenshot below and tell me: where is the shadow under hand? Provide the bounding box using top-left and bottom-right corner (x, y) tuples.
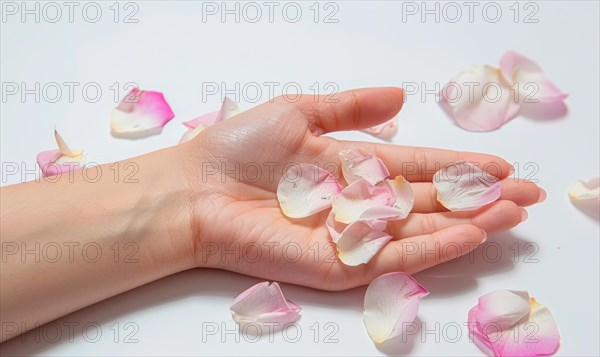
(415, 232), (531, 298)
(0, 233), (534, 356)
(0, 269), (366, 356)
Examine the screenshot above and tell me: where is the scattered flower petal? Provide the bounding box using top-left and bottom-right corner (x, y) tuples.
(180, 97), (240, 143)
(36, 130), (86, 177)
(110, 88), (175, 139)
(362, 119), (397, 140)
(277, 164), (342, 218)
(339, 148), (390, 185)
(441, 52), (567, 131)
(468, 290), (560, 357)
(434, 161), (501, 211)
(178, 125), (206, 144)
(568, 178), (600, 201)
(500, 51), (568, 104)
(335, 221), (392, 266)
(363, 272), (429, 344)
(182, 110), (221, 130)
(230, 282), (301, 326)
(440, 65), (519, 132)
(183, 96), (240, 129)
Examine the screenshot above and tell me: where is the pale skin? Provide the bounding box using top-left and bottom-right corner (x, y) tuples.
(0, 87), (544, 343)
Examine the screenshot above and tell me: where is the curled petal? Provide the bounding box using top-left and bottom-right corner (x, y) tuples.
(500, 51), (568, 104)
(179, 125), (207, 144)
(385, 175), (414, 218)
(339, 148), (390, 185)
(326, 211), (344, 242)
(568, 178), (599, 201)
(332, 176), (413, 224)
(182, 111), (220, 129)
(335, 220), (392, 266)
(37, 130), (85, 177)
(440, 65), (520, 132)
(182, 96), (240, 129)
(468, 290), (560, 357)
(231, 282), (301, 326)
(331, 179), (396, 224)
(110, 88), (175, 139)
(277, 164), (342, 218)
(433, 161), (501, 211)
(363, 272), (429, 343)
(362, 119), (397, 140)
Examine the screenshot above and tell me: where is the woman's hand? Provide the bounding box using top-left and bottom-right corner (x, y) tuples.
(181, 87), (544, 290)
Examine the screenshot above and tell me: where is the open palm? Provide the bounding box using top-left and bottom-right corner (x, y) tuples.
(183, 88), (543, 290)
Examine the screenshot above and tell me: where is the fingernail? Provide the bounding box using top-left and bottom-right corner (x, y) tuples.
(537, 188), (547, 203)
(508, 165), (515, 176)
(520, 208), (529, 222)
(479, 228), (488, 243)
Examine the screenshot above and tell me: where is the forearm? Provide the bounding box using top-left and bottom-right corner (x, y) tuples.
(0, 145), (194, 342)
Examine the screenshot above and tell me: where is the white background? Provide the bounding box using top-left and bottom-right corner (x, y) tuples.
(1, 1), (599, 356)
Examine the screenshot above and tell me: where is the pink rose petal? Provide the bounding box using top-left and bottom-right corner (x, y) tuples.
(331, 179), (396, 224)
(339, 148), (390, 185)
(385, 175), (415, 218)
(334, 220), (393, 266)
(182, 110), (221, 129)
(277, 164), (342, 218)
(110, 88), (175, 139)
(362, 118), (397, 140)
(332, 176), (414, 224)
(500, 51), (568, 104)
(183, 96), (240, 129)
(180, 97), (240, 143)
(230, 282), (301, 326)
(440, 65), (520, 132)
(468, 290), (560, 357)
(36, 130), (85, 177)
(433, 161), (501, 211)
(363, 272), (429, 343)
(568, 177), (599, 201)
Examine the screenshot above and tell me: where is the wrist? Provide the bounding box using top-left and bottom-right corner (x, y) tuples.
(124, 145), (197, 275)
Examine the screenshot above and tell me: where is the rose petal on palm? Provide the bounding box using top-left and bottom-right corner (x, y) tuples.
(500, 51), (568, 104)
(277, 164), (342, 218)
(568, 178), (600, 200)
(230, 282), (301, 326)
(332, 179), (396, 224)
(469, 290), (560, 357)
(440, 65), (519, 132)
(363, 272), (429, 343)
(433, 161), (501, 211)
(335, 221), (392, 266)
(326, 211), (345, 242)
(110, 88), (175, 138)
(339, 148), (390, 185)
(385, 175), (414, 217)
(362, 118), (397, 140)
